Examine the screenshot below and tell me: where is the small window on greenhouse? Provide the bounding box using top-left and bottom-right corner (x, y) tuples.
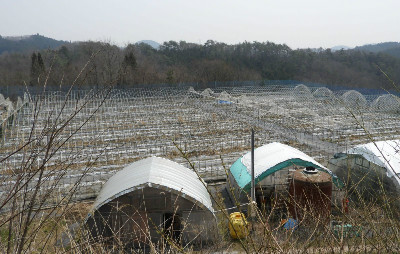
(362, 158), (370, 168)
(355, 156), (363, 167)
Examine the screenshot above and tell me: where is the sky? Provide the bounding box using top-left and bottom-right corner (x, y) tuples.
(1, 0), (400, 49)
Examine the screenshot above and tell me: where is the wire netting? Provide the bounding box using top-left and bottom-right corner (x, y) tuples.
(0, 83), (399, 210)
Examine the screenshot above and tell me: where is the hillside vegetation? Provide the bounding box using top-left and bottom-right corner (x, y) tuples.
(0, 38), (400, 95)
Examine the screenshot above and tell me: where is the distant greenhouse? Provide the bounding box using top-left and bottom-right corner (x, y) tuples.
(371, 94), (400, 112)
(342, 90), (367, 107)
(313, 87), (333, 98)
(293, 84), (312, 98)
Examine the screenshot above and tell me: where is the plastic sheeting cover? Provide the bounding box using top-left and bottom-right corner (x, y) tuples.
(241, 142), (326, 178)
(91, 157), (214, 213)
(346, 140), (400, 182)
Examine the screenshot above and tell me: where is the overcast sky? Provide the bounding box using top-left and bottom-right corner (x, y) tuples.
(1, 0), (399, 49)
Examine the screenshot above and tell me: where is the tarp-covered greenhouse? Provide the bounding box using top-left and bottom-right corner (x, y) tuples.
(227, 142), (341, 203)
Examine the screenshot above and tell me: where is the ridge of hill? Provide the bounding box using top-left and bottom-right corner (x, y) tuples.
(136, 40), (161, 50)
(0, 34), (69, 54)
(355, 42), (400, 53)
(354, 42), (400, 58)
(1, 37), (400, 92)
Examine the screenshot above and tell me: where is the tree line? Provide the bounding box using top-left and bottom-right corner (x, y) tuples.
(0, 39), (399, 97)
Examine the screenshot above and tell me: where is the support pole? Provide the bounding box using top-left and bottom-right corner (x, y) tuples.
(251, 128), (255, 203)
(249, 128), (256, 229)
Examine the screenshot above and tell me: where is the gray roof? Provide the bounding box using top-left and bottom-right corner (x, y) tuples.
(91, 157), (214, 214)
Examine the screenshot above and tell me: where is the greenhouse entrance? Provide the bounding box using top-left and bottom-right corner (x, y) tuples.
(164, 213), (182, 242)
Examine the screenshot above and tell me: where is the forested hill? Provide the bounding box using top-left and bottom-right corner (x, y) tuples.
(0, 39), (400, 95)
(355, 42), (400, 58)
(0, 34), (69, 54)
(355, 42), (400, 53)
(383, 47), (400, 58)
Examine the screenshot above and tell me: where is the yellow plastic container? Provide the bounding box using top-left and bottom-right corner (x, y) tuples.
(228, 212), (249, 239)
